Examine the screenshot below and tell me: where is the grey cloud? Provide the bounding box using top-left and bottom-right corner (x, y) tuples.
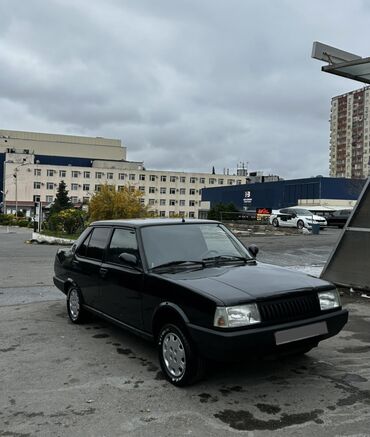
(0, 0), (369, 178)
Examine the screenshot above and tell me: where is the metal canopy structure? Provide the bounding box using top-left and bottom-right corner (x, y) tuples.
(312, 41), (370, 84)
(313, 41), (370, 290)
(322, 58), (370, 84)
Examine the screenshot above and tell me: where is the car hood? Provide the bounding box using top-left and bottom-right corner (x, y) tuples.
(160, 263), (332, 306)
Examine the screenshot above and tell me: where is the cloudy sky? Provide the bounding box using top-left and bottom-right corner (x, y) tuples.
(1, 0), (369, 178)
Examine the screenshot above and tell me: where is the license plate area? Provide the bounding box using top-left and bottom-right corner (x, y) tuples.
(275, 322), (328, 346)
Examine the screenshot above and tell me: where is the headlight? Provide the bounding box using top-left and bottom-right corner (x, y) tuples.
(214, 304), (261, 328)
(318, 289), (341, 311)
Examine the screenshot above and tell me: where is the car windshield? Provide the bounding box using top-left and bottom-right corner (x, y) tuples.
(294, 209), (313, 216)
(141, 223), (251, 269)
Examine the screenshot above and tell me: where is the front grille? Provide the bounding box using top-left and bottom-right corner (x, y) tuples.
(258, 292), (320, 324)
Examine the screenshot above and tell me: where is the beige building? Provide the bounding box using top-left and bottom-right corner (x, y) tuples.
(3, 150), (245, 218)
(330, 87), (370, 179)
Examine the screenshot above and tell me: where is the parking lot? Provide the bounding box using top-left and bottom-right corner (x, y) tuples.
(1, 227), (370, 436)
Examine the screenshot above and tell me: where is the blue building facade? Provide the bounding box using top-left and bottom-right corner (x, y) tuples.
(201, 177), (366, 210)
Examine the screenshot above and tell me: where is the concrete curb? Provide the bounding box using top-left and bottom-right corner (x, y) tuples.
(28, 232), (75, 245)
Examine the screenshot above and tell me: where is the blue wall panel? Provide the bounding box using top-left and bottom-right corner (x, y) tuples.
(202, 177), (366, 210)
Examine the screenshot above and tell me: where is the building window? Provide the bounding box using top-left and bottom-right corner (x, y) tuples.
(189, 200), (195, 207)
(189, 188), (196, 195)
(179, 199), (185, 206)
(83, 184), (90, 191)
(149, 187), (156, 193)
(180, 176), (186, 183)
(59, 170), (66, 178)
(95, 184), (102, 192)
(169, 199), (176, 206)
(160, 175), (167, 182)
(71, 183), (78, 191)
(84, 171), (90, 179)
(169, 188), (176, 195)
(95, 172), (103, 179)
(159, 211), (166, 217)
(46, 182), (54, 190)
(139, 186), (145, 193)
(160, 187), (166, 194)
(160, 199), (166, 205)
(72, 171), (79, 178)
(71, 196), (78, 204)
(218, 179), (224, 185)
(140, 198), (145, 204)
(129, 174), (136, 181)
(149, 175), (156, 181)
(117, 185), (125, 192)
(199, 177), (205, 184)
(118, 173), (125, 180)
(83, 197), (90, 204)
(170, 176), (177, 182)
(46, 195), (53, 203)
(227, 179), (234, 185)
(209, 178), (216, 184)
(179, 188), (186, 195)
(148, 199), (155, 205)
(169, 211), (175, 217)
(190, 177), (196, 183)
(33, 195), (40, 202)
(107, 172), (114, 180)
(189, 212), (195, 218)
(34, 169), (41, 176)
(47, 169), (54, 177)
(236, 180), (241, 185)
(139, 174), (146, 181)
(179, 211), (185, 217)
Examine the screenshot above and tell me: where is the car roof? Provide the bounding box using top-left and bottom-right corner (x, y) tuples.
(90, 218), (221, 228)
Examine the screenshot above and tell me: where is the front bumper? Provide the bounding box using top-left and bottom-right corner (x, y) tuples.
(187, 309), (348, 361)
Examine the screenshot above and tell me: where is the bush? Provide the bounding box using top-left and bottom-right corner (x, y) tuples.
(46, 209), (86, 235)
(0, 214), (14, 225)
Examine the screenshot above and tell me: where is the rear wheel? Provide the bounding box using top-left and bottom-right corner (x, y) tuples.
(157, 323), (205, 387)
(297, 220), (304, 230)
(272, 218), (279, 227)
(66, 286), (86, 324)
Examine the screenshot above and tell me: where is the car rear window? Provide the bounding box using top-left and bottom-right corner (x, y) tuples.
(86, 227), (111, 260)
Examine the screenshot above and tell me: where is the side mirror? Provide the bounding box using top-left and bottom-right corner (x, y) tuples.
(248, 244), (259, 258)
(119, 252), (138, 266)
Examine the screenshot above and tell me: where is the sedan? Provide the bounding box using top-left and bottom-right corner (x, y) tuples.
(54, 219), (347, 386)
(270, 208), (327, 229)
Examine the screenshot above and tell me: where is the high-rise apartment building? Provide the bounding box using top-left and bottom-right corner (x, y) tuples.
(330, 87), (370, 179)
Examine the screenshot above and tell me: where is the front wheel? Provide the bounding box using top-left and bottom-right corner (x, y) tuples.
(157, 323), (205, 387)
(272, 218), (279, 227)
(67, 286), (86, 324)
(297, 220), (304, 230)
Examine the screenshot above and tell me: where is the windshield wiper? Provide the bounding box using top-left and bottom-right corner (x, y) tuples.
(202, 255), (255, 264)
(150, 260), (205, 271)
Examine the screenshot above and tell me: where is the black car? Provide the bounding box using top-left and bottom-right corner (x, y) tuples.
(326, 210), (352, 228)
(54, 219), (348, 386)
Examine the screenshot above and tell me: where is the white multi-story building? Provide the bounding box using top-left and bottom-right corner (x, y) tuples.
(330, 86), (370, 179)
(1, 130), (246, 218)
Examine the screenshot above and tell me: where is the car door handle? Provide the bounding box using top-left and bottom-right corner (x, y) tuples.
(99, 267), (108, 278)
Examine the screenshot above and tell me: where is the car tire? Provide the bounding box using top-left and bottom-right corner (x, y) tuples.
(66, 286), (86, 324)
(157, 323), (205, 387)
(297, 220), (304, 230)
(272, 218), (279, 227)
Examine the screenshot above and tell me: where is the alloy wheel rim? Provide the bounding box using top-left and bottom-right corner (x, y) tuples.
(69, 289), (80, 320)
(162, 332), (186, 378)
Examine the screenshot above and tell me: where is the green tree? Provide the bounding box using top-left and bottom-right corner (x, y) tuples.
(46, 208), (86, 235)
(88, 184), (149, 221)
(207, 202), (239, 221)
(49, 180), (72, 215)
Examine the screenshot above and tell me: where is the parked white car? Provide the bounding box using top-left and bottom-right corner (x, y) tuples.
(269, 208), (327, 229)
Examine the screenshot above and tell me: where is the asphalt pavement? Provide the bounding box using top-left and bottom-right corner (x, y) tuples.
(1, 226), (370, 436)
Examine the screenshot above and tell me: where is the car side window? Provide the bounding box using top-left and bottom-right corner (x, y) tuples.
(106, 228), (139, 265)
(85, 227), (111, 261)
(76, 229), (92, 257)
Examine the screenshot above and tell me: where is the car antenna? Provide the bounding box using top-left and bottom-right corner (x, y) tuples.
(182, 218), (185, 223)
